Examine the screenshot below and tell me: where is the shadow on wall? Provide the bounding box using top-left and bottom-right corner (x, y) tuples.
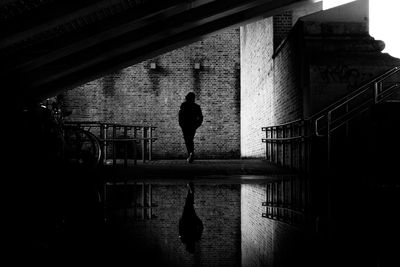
(191, 59), (204, 96)
(102, 71), (122, 97)
(147, 59), (170, 96)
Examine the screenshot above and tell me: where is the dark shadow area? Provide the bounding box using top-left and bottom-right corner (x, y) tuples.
(5, 101), (105, 264)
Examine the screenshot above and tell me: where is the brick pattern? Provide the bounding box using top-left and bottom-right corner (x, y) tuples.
(241, 184), (307, 267)
(273, 28), (303, 124)
(107, 183), (241, 266)
(240, 17), (303, 158)
(62, 29), (241, 159)
(240, 18), (274, 158)
(273, 11), (293, 50)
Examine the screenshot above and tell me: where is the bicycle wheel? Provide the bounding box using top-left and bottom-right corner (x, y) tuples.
(63, 126), (102, 167)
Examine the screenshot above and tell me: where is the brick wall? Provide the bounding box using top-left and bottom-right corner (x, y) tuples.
(240, 17), (304, 158)
(240, 18), (274, 158)
(273, 11), (293, 50)
(61, 29), (240, 159)
(106, 183), (241, 266)
(273, 24), (304, 124)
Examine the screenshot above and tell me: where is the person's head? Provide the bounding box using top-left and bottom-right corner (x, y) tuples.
(185, 92), (196, 103)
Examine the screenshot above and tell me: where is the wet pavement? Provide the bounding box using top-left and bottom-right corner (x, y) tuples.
(99, 159), (297, 182)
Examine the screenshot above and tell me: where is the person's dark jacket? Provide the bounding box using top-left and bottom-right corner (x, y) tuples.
(178, 102), (203, 131)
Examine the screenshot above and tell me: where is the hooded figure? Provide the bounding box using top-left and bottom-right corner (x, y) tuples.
(178, 92), (203, 163)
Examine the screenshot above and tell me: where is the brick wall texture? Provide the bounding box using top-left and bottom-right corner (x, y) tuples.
(273, 24), (303, 124)
(240, 17), (303, 158)
(61, 29), (240, 159)
(107, 183), (241, 266)
(240, 18), (274, 158)
(241, 184), (307, 267)
(273, 11), (293, 50)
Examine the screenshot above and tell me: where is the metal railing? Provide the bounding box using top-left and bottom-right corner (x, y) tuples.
(262, 66), (400, 171)
(262, 175), (310, 227)
(103, 181), (157, 222)
(311, 66), (400, 167)
(64, 121), (157, 166)
(260, 66), (399, 226)
(262, 119), (312, 172)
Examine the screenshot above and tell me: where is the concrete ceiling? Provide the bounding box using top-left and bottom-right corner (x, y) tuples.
(0, 0), (320, 101)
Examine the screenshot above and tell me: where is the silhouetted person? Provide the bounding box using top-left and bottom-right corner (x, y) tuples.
(179, 182), (203, 253)
(179, 92), (203, 163)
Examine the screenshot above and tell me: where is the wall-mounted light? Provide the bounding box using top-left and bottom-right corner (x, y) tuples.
(150, 62), (157, 69)
(194, 62), (201, 70)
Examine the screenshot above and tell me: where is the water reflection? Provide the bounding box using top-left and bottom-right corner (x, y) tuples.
(104, 180), (241, 266)
(101, 176), (310, 267)
(178, 182), (203, 253)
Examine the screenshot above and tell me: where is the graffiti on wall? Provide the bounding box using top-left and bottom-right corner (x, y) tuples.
(318, 65), (374, 89)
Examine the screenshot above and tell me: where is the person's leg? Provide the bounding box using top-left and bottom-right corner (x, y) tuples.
(183, 129), (196, 162)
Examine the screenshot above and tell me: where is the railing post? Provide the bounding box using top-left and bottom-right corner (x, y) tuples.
(123, 127), (128, 167)
(142, 127), (146, 163)
(133, 127), (138, 165)
(148, 127), (153, 161)
(290, 124), (293, 169)
(266, 128), (270, 161)
(282, 127), (285, 166)
(274, 127), (277, 164)
(327, 112), (332, 170)
(374, 82), (381, 104)
(102, 124), (108, 164)
(270, 128), (274, 163)
(301, 121), (306, 171)
(112, 125), (117, 166)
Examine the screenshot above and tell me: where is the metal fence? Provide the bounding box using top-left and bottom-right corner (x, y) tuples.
(64, 121), (157, 166)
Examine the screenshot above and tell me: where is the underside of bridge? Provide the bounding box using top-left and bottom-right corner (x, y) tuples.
(1, 0), (320, 102)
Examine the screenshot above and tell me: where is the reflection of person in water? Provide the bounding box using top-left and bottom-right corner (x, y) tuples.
(179, 182), (203, 253)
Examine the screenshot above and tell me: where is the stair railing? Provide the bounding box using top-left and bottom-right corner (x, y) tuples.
(261, 66), (399, 230)
(262, 119), (312, 172)
(311, 66), (400, 168)
(262, 66), (400, 171)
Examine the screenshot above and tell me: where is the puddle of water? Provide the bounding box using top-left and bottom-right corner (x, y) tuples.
(99, 176), (309, 267)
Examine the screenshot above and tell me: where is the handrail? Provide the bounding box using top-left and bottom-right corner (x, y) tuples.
(262, 119), (303, 130)
(307, 66), (400, 121)
(262, 66), (400, 173)
(312, 66), (400, 137)
(64, 120), (157, 129)
(263, 66), (400, 136)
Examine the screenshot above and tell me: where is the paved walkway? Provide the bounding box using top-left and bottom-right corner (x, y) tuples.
(100, 159), (298, 183)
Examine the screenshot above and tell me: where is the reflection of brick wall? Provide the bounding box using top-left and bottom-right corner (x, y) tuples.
(62, 29), (240, 159)
(107, 183), (241, 267)
(241, 184), (307, 267)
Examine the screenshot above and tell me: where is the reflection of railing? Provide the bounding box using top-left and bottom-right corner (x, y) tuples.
(104, 181), (157, 222)
(260, 66), (400, 227)
(262, 176), (310, 227)
(64, 121), (157, 166)
(262, 119), (311, 172)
